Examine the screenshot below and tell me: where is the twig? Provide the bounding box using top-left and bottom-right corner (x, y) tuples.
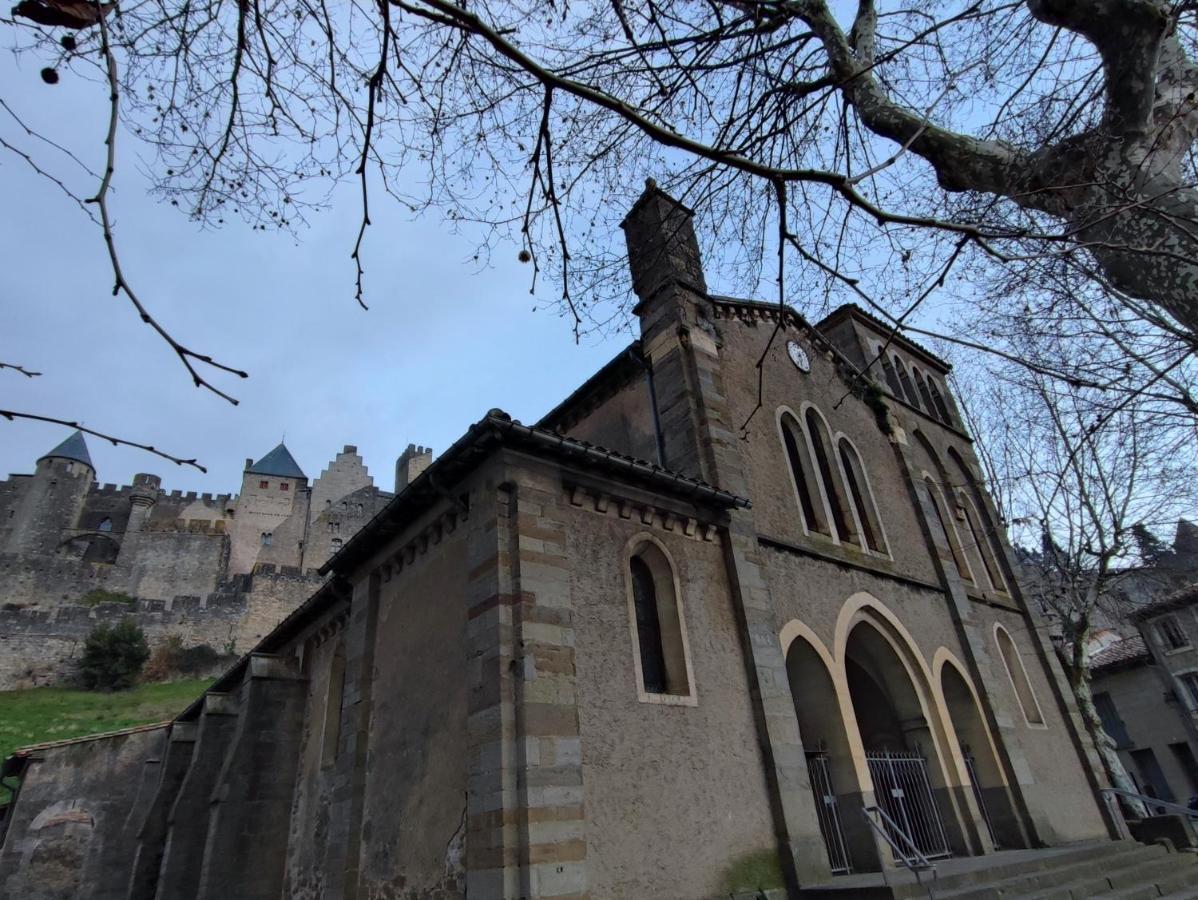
(86, 0), (248, 404)
(0, 411), (207, 471)
(350, 0), (393, 311)
(0, 361), (41, 378)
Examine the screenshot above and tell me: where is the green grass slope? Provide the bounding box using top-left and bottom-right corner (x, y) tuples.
(0, 679), (213, 769)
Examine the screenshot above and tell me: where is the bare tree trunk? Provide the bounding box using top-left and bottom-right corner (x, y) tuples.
(1066, 663), (1150, 819)
(1070, 176), (1198, 345)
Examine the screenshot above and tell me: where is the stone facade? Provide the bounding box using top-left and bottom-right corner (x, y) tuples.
(0, 185), (1127, 899)
(0, 440), (395, 689)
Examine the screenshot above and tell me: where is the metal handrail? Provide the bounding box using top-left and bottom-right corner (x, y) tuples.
(863, 804), (938, 897)
(1100, 787), (1198, 820)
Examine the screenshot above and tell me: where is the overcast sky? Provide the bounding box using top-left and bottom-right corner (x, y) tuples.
(0, 51), (632, 495)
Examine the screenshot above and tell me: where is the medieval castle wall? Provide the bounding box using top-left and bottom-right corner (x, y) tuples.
(0, 440), (412, 690)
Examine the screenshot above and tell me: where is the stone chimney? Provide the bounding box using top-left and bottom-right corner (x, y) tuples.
(618, 179), (720, 482)
(621, 178), (707, 307)
(395, 444), (433, 493)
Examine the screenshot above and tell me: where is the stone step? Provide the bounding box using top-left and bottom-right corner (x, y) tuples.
(1020, 852), (1197, 900)
(930, 844), (1165, 900)
(1101, 853), (1198, 894)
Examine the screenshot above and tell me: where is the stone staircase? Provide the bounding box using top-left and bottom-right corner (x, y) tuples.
(797, 841), (1198, 899)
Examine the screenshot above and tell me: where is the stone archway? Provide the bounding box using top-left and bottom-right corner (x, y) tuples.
(939, 660), (1027, 850)
(843, 620), (970, 859)
(783, 630), (880, 875)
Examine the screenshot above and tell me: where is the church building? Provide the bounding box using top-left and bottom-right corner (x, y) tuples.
(0, 184), (1126, 899)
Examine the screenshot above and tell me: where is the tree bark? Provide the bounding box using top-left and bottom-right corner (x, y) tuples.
(1065, 658), (1150, 819)
(795, 0), (1198, 345)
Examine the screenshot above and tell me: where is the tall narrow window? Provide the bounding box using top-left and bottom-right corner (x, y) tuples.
(893, 357), (920, 408)
(959, 496), (1004, 591)
(627, 542), (694, 701)
(805, 409), (852, 542)
(929, 379), (953, 424)
(913, 367), (937, 416)
(996, 626), (1045, 726)
(631, 557), (667, 693)
(876, 346), (902, 397)
(838, 439), (885, 553)
(781, 415), (825, 535)
(925, 478), (973, 583)
(948, 448), (1010, 592)
(261, 532), (273, 547)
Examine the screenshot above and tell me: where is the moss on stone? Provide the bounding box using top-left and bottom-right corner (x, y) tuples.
(722, 848), (785, 894)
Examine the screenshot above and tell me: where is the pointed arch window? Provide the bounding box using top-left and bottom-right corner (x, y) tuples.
(781, 413), (827, 536)
(626, 541), (695, 704)
(925, 477), (973, 583)
(838, 439), (886, 553)
(98, 517), (113, 533)
(893, 357), (920, 408)
(995, 626), (1045, 726)
(805, 409), (852, 543)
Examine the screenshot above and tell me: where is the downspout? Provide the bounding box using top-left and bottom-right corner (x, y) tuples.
(631, 346), (668, 468)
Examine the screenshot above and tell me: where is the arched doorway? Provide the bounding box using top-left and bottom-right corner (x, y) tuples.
(940, 661), (1027, 850)
(844, 621), (966, 859)
(784, 632), (879, 875)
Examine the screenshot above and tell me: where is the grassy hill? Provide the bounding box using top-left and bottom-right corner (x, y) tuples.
(0, 679), (213, 799)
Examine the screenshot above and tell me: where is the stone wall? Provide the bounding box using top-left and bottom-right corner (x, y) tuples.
(0, 724), (169, 900)
(0, 566), (325, 690)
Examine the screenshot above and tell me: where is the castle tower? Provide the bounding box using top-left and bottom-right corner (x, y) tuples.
(227, 443), (308, 575)
(114, 473), (162, 569)
(394, 444), (433, 493)
(3, 431), (96, 556)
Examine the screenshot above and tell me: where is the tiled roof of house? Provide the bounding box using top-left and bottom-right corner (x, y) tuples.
(1089, 634), (1150, 672)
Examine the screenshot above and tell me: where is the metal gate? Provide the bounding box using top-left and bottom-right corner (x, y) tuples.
(962, 745), (999, 849)
(806, 750), (852, 874)
(865, 749), (951, 859)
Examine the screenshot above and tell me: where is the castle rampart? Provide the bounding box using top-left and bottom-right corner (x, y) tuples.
(0, 435), (403, 690)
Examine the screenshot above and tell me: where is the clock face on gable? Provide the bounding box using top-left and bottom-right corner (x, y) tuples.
(786, 339), (811, 373)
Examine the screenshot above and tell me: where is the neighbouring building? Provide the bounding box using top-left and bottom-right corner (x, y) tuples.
(0, 183), (1134, 899)
(0, 436), (434, 689)
(1090, 585), (1198, 806)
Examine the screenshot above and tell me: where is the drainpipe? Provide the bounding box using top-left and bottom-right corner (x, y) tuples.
(631, 346), (668, 468)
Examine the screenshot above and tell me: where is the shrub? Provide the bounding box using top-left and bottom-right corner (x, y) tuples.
(80, 620), (150, 690)
(79, 589), (136, 607)
(143, 635), (223, 682)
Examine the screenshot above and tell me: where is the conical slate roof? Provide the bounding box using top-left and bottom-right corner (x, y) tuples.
(39, 430), (94, 469)
(246, 443), (306, 479)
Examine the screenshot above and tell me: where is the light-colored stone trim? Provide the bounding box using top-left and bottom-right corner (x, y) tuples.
(993, 623), (1048, 729)
(623, 532), (699, 707)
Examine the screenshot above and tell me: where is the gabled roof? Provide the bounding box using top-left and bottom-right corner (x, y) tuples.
(39, 430), (94, 468)
(246, 443), (306, 479)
